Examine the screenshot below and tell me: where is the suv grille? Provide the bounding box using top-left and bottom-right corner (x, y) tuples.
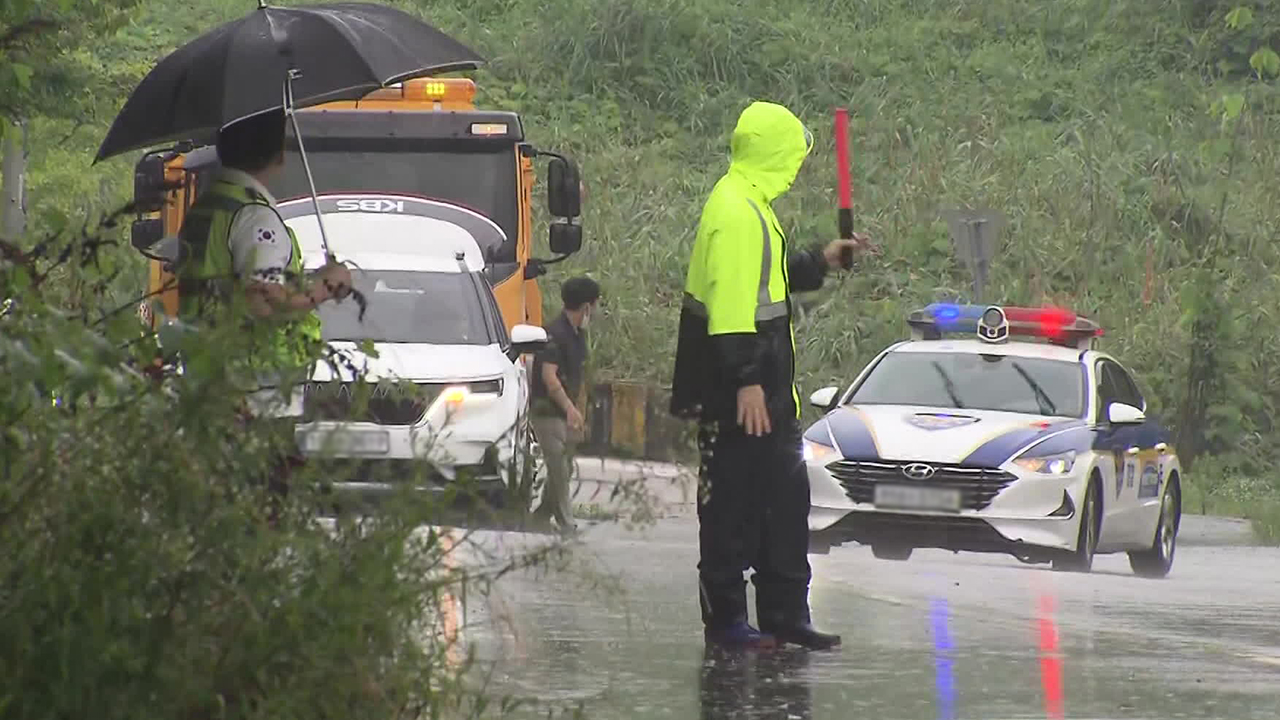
(826, 459), (1017, 511)
(302, 382), (442, 425)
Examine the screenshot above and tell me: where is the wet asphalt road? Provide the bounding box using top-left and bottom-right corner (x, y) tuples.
(446, 512), (1280, 720)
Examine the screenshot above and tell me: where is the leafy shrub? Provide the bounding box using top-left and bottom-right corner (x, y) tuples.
(0, 213), (558, 719)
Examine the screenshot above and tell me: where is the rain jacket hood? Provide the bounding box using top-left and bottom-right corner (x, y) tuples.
(728, 101), (812, 201)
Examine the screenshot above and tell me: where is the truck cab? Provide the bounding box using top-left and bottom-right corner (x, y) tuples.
(129, 76), (584, 508)
(131, 76), (583, 333)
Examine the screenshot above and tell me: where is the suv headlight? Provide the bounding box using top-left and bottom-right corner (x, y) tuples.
(1012, 449), (1077, 475)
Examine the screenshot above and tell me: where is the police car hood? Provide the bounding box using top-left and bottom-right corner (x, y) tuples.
(309, 341), (508, 383)
(810, 404), (1086, 466)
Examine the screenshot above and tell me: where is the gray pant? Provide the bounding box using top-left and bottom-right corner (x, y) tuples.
(531, 414), (576, 527)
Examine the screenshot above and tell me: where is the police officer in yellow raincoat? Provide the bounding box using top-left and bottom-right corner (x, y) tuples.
(671, 101), (874, 650)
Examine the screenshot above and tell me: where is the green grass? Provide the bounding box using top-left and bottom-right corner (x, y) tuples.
(1183, 456), (1280, 543)
(16, 0), (1280, 537)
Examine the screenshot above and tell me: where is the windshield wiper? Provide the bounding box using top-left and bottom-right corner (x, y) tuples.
(930, 361), (965, 409)
(1011, 361), (1058, 416)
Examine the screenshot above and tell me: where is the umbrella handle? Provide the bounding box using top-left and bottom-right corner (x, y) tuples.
(283, 70), (335, 263)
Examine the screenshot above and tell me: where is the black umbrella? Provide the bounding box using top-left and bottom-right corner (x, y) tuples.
(96, 1), (483, 257)
(96, 1), (484, 163)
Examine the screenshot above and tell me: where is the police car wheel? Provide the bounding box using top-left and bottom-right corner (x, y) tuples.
(1053, 478), (1100, 573)
(871, 544), (913, 561)
(1128, 483), (1179, 579)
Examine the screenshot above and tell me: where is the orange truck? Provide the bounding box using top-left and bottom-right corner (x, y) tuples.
(129, 76), (583, 335)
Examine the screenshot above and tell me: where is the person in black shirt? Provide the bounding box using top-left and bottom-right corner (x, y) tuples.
(530, 276), (600, 533)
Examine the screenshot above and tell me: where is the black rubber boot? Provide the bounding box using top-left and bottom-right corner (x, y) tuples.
(765, 623), (842, 650)
(704, 622), (778, 651)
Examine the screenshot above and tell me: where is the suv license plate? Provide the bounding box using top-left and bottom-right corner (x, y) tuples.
(874, 484), (962, 511)
(302, 429), (390, 455)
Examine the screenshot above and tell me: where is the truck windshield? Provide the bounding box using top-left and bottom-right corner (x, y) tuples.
(274, 145), (518, 253)
(318, 270), (498, 345)
(847, 351), (1086, 418)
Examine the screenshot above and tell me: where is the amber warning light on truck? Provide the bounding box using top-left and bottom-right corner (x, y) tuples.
(420, 78), (475, 103)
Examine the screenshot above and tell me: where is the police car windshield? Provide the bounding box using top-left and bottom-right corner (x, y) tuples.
(317, 270), (497, 345)
(848, 351), (1086, 418)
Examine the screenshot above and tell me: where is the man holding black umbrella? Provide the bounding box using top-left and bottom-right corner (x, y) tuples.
(176, 109), (352, 518)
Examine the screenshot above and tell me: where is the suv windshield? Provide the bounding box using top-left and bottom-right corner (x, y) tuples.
(318, 270), (497, 345)
(847, 351), (1086, 417)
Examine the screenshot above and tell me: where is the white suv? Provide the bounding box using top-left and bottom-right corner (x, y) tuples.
(280, 193), (547, 508)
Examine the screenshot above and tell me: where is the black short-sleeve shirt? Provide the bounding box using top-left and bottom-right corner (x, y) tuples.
(531, 311), (588, 418)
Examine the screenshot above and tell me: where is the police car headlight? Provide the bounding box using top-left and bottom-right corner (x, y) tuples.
(1012, 450), (1077, 475)
(803, 438), (837, 463)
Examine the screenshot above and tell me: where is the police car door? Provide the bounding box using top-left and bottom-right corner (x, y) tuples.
(1108, 361), (1167, 545)
(1092, 359), (1154, 548)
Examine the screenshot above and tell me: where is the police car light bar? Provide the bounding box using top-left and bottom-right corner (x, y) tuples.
(907, 303), (1103, 348)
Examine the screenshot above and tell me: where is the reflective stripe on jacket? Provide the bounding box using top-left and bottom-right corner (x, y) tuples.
(670, 101), (829, 425)
(176, 178), (322, 370)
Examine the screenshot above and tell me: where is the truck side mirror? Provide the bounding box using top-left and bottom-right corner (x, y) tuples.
(549, 221), (582, 256)
(131, 218), (165, 254)
(547, 156), (581, 218)
(133, 154), (167, 213)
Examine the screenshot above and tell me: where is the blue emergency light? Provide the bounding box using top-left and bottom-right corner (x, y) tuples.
(920, 303), (985, 332)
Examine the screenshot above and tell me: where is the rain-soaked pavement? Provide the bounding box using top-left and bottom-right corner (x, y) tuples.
(442, 510), (1280, 720)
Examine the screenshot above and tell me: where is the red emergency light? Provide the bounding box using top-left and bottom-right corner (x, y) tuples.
(1002, 306), (1101, 341)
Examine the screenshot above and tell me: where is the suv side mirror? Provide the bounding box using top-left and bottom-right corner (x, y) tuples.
(547, 156), (581, 218)
(809, 386), (840, 410)
(510, 324), (549, 356)
(1107, 402), (1145, 425)
(549, 221), (582, 255)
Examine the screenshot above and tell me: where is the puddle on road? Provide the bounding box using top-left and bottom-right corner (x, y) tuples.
(447, 529), (1280, 720)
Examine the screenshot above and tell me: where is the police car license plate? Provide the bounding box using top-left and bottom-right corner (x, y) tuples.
(301, 429), (390, 455)
(873, 484), (961, 511)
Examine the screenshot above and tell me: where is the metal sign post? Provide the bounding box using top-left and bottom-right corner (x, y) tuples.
(941, 208), (1005, 303)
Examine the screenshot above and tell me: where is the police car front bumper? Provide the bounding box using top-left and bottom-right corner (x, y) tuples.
(807, 456), (1091, 555)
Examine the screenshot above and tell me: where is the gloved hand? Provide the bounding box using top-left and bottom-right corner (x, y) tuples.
(823, 233), (878, 270)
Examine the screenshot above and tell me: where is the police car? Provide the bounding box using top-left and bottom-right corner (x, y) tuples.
(803, 304), (1182, 577)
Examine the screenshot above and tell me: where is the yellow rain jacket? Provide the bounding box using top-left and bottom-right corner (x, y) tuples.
(670, 101), (831, 426)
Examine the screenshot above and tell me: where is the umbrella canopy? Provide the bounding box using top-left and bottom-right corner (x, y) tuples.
(95, 1), (484, 162)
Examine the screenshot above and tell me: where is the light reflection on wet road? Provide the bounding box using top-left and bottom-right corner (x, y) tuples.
(451, 516), (1280, 719)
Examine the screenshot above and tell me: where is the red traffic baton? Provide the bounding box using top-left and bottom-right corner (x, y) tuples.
(834, 107), (854, 269)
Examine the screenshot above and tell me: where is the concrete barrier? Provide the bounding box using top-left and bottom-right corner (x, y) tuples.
(578, 382), (697, 464)
(570, 455), (697, 519)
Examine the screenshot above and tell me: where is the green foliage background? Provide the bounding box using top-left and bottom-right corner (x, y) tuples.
(8, 0), (1280, 535)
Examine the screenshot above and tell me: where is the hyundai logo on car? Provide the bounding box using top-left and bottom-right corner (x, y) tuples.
(902, 463), (936, 480)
